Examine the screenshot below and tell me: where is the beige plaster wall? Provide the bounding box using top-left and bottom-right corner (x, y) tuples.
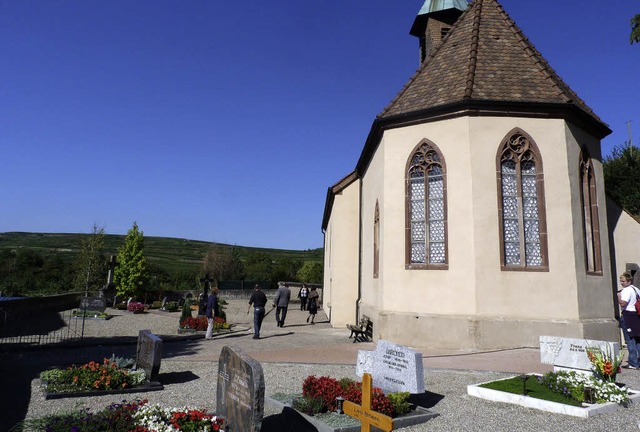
(608, 197), (640, 280)
(323, 180), (361, 327)
(355, 115), (617, 349)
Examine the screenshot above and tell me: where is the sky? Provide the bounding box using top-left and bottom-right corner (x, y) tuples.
(1, 1), (638, 250)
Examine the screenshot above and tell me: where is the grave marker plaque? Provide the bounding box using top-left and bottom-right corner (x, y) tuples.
(79, 296), (107, 313)
(540, 336), (619, 372)
(357, 340), (425, 394)
(216, 345), (265, 432)
(136, 330), (163, 382)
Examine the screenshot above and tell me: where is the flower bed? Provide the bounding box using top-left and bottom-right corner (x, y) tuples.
(128, 302), (146, 313)
(40, 357), (163, 400)
(15, 399), (225, 432)
(179, 316), (231, 332)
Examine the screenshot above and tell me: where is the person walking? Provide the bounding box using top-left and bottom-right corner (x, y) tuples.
(298, 284), (309, 311)
(618, 272), (640, 369)
(205, 287), (219, 340)
(306, 287), (320, 324)
(273, 283), (291, 327)
(247, 284), (268, 339)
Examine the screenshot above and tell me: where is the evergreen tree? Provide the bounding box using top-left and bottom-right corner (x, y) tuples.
(632, 14), (640, 44)
(603, 143), (640, 215)
(74, 224), (106, 295)
(114, 222), (148, 300)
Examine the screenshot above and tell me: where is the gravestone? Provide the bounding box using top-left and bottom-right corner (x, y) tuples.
(356, 350), (374, 377)
(136, 330), (163, 382)
(357, 339), (425, 394)
(79, 296), (107, 313)
(217, 345), (265, 432)
(540, 336), (619, 373)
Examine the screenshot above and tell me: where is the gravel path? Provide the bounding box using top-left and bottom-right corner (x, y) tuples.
(4, 299), (640, 431)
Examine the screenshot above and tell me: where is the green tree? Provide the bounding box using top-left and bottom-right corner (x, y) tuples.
(632, 14), (640, 44)
(74, 224), (106, 295)
(244, 251), (273, 282)
(114, 222), (148, 300)
(296, 261), (323, 284)
(202, 245), (245, 283)
(603, 143), (640, 215)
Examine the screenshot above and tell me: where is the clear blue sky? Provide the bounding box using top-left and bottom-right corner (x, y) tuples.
(1, 1), (638, 250)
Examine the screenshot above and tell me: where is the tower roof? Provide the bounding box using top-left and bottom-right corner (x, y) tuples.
(380, 0), (609, 138)
(417, 0), (468, 15)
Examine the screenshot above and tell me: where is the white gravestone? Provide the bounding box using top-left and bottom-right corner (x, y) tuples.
(356, 340), (425, 394)
(540, 336), (619, 372)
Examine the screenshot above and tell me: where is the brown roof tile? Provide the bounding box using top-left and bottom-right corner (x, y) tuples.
(379, 0), (603, 125)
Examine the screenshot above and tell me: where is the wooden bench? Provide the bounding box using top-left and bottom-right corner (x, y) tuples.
(346, 315), (372, 343)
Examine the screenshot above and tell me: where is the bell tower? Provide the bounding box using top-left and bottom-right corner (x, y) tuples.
(410, 0), (468, 63)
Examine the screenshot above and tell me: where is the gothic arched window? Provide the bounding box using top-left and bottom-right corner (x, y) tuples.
(406, 140), (447, 269)
(580, 150), (602, 274)
(497, 130), (548, 270)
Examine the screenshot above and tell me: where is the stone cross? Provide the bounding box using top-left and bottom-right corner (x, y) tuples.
(342, 373), (394, 432)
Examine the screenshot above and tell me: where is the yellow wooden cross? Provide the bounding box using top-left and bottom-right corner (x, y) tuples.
(342, 373), (394, 432)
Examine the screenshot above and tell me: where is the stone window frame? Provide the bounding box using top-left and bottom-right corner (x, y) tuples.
(405, 139), (449, 270)
(579, 149), (602, 275)
(496, 128), (549, 272)
(374, 200), (380, 279)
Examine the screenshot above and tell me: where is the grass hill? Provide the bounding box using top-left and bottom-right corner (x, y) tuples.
(0, 232), (323, 274)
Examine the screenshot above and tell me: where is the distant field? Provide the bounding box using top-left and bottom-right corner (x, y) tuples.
(0, 232), (323, 274)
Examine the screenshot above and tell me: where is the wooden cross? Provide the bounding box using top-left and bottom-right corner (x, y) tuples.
(342, 373), (394, 432)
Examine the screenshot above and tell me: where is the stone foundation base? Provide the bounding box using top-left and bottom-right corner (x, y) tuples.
(370, 311), (619, 350)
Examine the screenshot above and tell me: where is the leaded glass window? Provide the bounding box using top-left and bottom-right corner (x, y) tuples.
(407, 141), (447, 267)
(497, 131), (547, 269)
(580, 151), (602, 274)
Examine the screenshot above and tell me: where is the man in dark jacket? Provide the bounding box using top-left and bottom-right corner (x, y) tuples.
(205, 288), (219, 340)
(247, 284), (268, 339)
(273, 283), (291, 327)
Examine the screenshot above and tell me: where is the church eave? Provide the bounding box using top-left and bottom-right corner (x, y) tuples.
(356, 99), (611, 176)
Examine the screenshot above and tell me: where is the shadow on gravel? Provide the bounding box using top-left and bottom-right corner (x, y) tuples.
(262, 407), (318, 432)
(409, 390), (445, 409)
(158, 370), (199, 385)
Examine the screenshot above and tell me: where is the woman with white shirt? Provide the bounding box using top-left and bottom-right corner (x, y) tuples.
(617, 272), (640, 369)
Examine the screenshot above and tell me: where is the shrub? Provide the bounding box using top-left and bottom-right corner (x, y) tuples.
(164, 301), (179, 312)
(40, 358), (146, 393)
(150, 301), (163, 309)
(387, 392), (412, 416)
(127, 302), (145, 313)
(292, 396), (325, 416)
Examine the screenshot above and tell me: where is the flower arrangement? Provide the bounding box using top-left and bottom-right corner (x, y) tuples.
(40, 358), (146, 393)
(128, 301), (146, 313)
(300, 375), (396, 417)
(180, 316), (231, 332)
(133, 402), (224, 431)
(538, 370), (630, 404)
(586, 344), (624, 383)
(15, 399), (225, 432)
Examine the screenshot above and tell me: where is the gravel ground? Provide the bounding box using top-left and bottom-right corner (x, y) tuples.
(6, 300), (640, 431)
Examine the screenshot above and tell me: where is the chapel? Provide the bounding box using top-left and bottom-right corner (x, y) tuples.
(321, 0), (640, 350)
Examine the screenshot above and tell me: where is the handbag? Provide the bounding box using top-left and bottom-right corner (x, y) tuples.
(634, 288), (640, 315)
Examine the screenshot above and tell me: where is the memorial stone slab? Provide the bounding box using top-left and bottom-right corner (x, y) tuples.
(356, 350), (374, 377)
(540, 336), (619, 372)
(79, 296), (107, 313)
(136, 330), (163, 382)
(217, 345), (265, 432)
(357, 340), (425, 394)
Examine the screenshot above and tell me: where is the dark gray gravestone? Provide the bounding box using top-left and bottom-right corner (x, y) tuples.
(217, 345), (265, 432)
(79, 296), (107, 313)
(136, 330), (162, 382)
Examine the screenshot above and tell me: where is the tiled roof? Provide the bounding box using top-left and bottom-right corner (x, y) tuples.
(379, 0), (603, 127)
